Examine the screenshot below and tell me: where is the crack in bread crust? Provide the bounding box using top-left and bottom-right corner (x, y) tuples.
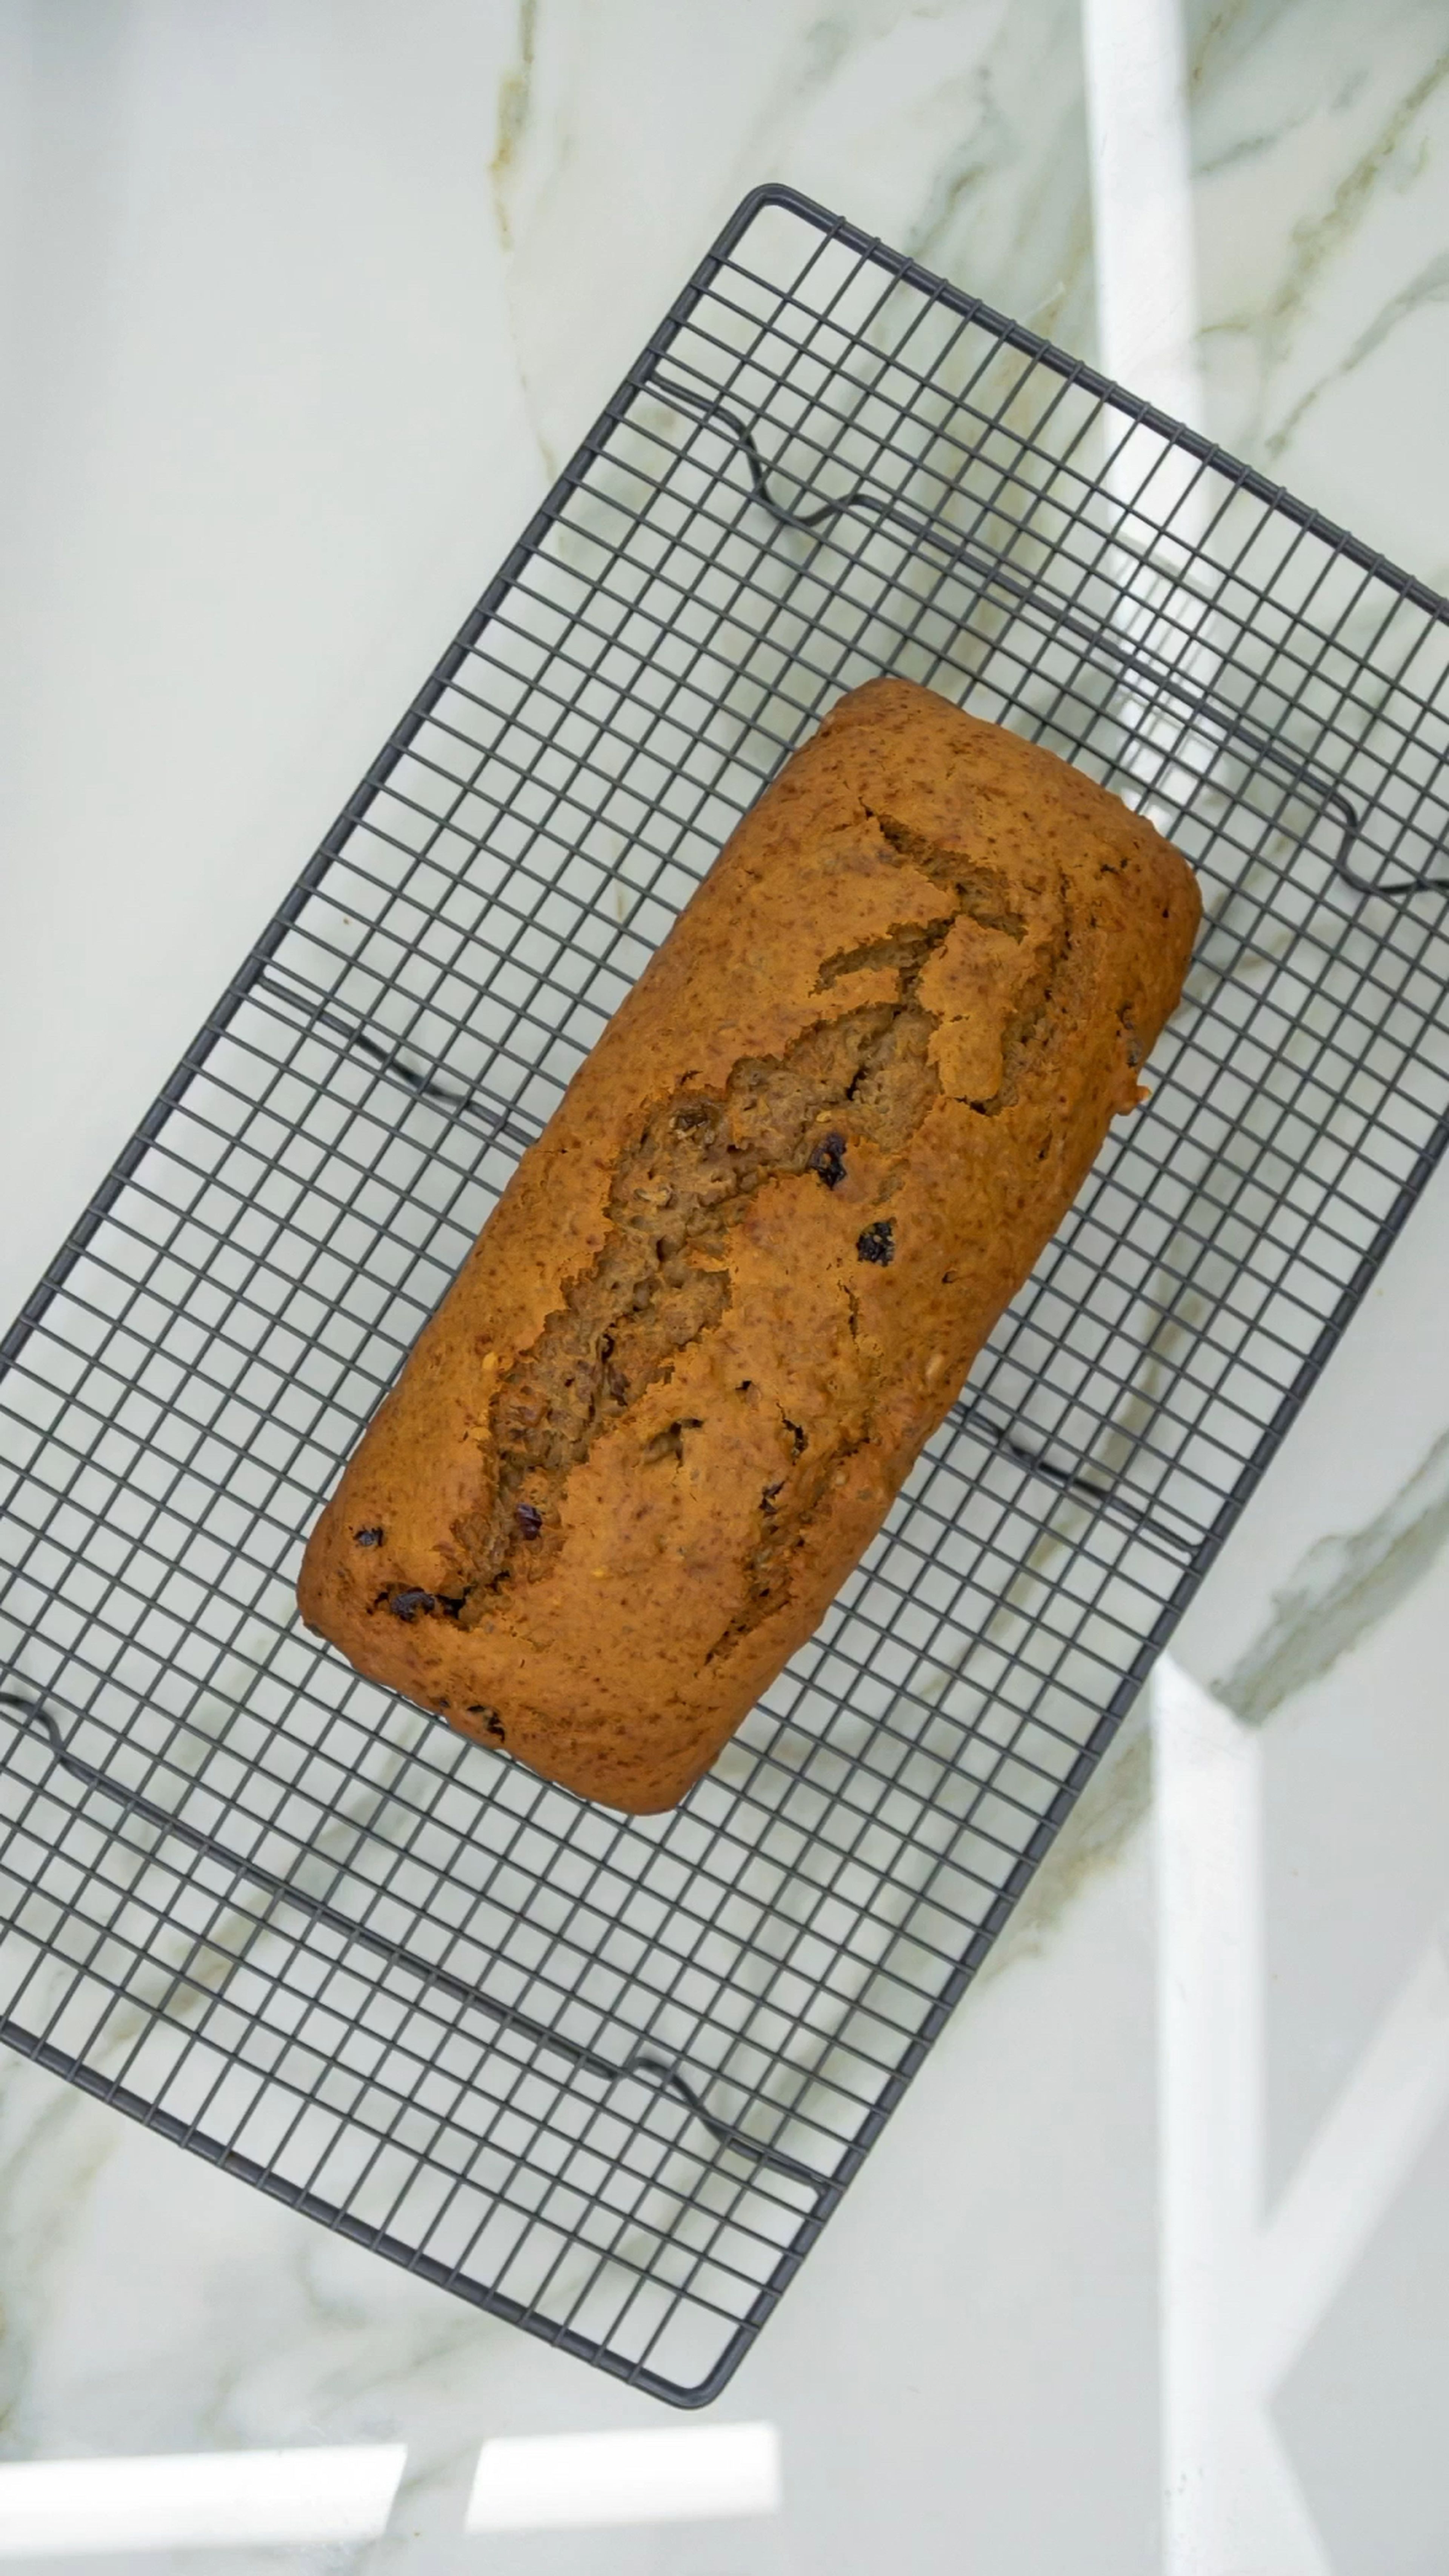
(421, 815), (1074, 1636)
(446, 992), (933, 1621)
(300, 679), (1203, 1813)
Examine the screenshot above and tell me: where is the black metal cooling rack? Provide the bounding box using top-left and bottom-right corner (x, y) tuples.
(3, 185), (1449, 2407)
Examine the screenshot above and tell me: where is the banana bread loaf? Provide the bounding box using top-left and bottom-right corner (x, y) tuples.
(298, 677), (1199, 1811)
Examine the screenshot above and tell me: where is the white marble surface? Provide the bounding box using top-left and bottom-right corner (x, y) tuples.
(1, 2), (1447, 2569)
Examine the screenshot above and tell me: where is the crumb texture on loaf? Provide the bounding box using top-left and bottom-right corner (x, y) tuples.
(298, 678), (1200, 1812)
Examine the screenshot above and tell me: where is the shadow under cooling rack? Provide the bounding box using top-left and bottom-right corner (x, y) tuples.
(2, 185), (1449, 2404)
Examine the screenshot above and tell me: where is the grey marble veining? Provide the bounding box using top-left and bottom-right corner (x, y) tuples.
(1189, 0), (1449, 577)
(1217, 1427), (1449, 1726)
(480, 0), (1098, 479)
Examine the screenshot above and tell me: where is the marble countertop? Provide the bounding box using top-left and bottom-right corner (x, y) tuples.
(1, 3), (1447, 2570)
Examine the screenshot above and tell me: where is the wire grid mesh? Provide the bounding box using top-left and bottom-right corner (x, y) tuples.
(2, 186), (1448, 2405)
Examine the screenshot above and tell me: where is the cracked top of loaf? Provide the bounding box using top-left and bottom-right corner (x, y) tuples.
(298, 676), (1200, 1811)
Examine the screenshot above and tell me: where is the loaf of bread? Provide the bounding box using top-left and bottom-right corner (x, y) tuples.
(298, 678), (1198, 1812)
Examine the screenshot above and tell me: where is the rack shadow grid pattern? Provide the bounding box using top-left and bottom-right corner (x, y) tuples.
(2, 187), (1448, 2404)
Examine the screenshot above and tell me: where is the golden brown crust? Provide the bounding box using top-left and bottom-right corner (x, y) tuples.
(298, 678), (1200, 1811)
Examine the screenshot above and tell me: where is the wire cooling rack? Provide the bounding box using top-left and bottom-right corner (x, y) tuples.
(3, 187), (1448, 2406)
